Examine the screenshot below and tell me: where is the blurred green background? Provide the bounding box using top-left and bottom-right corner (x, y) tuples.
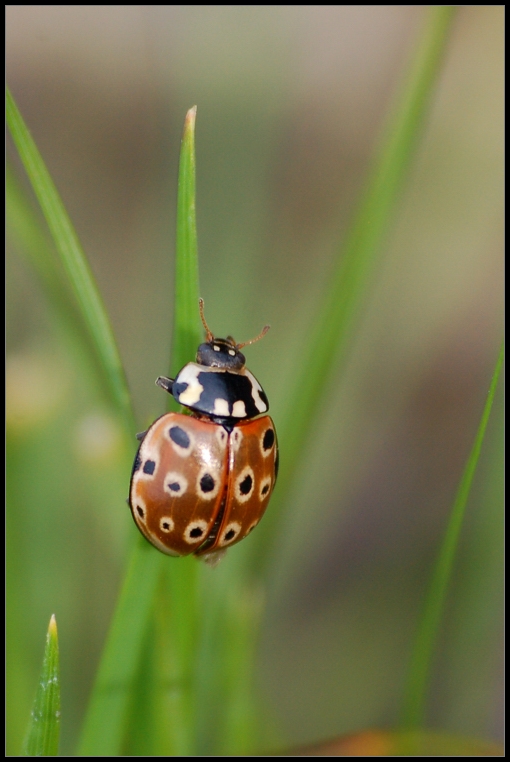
(6, 6), (503, 755)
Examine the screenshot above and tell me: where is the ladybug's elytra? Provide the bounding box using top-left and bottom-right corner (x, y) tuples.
(129, 299), (278, 561)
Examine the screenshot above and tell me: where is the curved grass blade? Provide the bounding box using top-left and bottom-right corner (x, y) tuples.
(401, 342), (504, 728)
(6, 86), (135, 436)
(6, 165), (112, 400)
(78, 106), (201, 756)
(22, 615), (60, 757)
(254, 6), (457, 569)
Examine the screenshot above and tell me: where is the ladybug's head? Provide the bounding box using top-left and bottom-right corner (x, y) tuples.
(196, 298), (269, 371)
(196, 336), (246, 370)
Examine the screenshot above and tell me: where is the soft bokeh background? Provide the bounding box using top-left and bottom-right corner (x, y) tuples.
(7, 6), (503, 755)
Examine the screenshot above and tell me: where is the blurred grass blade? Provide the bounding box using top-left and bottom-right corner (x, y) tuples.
(6, 165), (111, 397)
(6, 86), (134, 435)
(255, 6), (457, 566)
(401, 342), (504, 728)
(22, 615), (60, 757)
(78, 106), (201, 756)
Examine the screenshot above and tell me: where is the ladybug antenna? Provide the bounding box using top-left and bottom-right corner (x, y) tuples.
(236, 323), (270, 350)
(198, 298), (214, 342)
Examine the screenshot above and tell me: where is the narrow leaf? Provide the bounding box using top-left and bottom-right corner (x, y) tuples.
(401, 343), (504, 728)
(255, 6), (457, 568)
(6, 87), (134, 436)
(78, 107), (202, 756)
(22, 615), (60, 757)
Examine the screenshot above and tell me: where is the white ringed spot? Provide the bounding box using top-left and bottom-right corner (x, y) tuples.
(164, 471), (188, 497)
(159, 516), (175, 533)
(196, 467), (221, 500)
(219, 521), (242, 547)
(259, 476), (272, 500)
(166, 423), (194, 456)
(184, 520), (209, 544)
(234, 466), (255, 503)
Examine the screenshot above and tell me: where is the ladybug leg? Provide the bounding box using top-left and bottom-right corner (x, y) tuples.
(156, 376), (174, 394)
(135, 429), (148, 441)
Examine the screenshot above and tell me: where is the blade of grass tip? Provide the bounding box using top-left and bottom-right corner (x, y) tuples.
(401, 342), (504, 729)
(253, 6), (457, 571)
(78, 106), (202, 756)
(6, 86), (135, 437)
(22, 615), (60, 757)
(172, 105), (202, 377)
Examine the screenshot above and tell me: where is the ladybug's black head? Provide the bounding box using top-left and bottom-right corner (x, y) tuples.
(196, 337), (246, 370)
(196, 298), (270, 371)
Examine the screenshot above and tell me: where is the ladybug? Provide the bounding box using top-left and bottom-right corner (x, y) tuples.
(129, 299), (278, 561)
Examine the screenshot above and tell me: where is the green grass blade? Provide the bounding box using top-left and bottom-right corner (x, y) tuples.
(254, 6), (457, 567)
(172, 105), (202, 376)
(6, 86), (134, 435)
(77, 106), (201, 756)
(401, 342), (504, 729)
(22, 615), (60, 757)
(6, 165), (111, 396)
(77, 540), (164, 755)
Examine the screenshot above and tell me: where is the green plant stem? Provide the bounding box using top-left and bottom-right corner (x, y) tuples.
(401, 342), (504, 728)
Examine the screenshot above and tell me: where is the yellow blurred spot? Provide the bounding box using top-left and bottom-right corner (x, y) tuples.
(6, 352), (68, 433)
(74, 412), (122, 464)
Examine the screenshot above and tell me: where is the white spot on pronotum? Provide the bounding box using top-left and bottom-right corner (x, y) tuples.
(213, 397), (230, 416)
(228, 349), (236, 356)
(245, 370), (267, 412)
(184, 520), (209, 544)
(213, 345), (221, 352)
(175, 364), (204, 406)
(232, 400), (247, 417)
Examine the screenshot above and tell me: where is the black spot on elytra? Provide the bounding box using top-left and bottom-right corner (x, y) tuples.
(161, 521), (171, 530)
(225, 528), (236, 541)
(136, 505), (145, 518)
(190, 525), (204, 538)
(143, 459), (156, 475)
(261, 484), (269, 496)
(263, 428), (275, 451)
(168, 481), (181, 492)
(240, 474), (253, 495)
(200, 474), (215, 493)
(169, 425), (190, 449)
